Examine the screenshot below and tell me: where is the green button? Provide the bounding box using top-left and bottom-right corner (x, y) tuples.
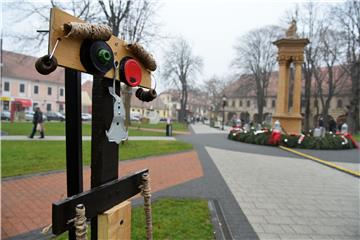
(97, 49), (111, 64)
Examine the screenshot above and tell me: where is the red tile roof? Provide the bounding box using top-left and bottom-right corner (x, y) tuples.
(1, 50), (64, 83)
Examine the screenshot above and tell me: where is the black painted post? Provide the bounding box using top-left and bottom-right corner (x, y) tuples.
(90, 76), (119, 240)
(64, 69), (83, 240)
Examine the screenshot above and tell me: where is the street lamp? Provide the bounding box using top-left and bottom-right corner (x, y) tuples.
(222, 95), (227, 130)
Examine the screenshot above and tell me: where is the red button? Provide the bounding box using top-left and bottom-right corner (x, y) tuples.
(124, 59), (142, 87)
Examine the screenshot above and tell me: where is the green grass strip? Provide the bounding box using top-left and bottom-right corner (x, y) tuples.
(1, 140), (193, 177)
(1, 122), (169, 136)
(56, 198), (214, 240)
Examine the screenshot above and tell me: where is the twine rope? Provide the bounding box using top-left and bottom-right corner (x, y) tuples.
(63, 22), (112, 41)
(126, 43), (157, 71)
(74, 204), (87, 240)
(140, 173), (153, 240)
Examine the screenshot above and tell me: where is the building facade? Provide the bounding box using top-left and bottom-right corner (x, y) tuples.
(223, 69), (351, 128)
(1, 51), (65, 119)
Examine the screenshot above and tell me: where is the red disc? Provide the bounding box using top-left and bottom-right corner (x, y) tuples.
(124, 59), (142, 87)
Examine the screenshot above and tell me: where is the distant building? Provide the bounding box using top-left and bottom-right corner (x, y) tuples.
(1, 51), (65, 120)
(223, 68), (352, 127)
(158, 89), (210, 121)
(130, 90), (168, 119)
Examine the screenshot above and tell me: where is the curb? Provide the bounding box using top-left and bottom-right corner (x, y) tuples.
(279, 146), (360, 178)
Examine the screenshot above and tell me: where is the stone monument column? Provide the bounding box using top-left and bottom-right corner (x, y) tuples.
(272, 20), (309, 134)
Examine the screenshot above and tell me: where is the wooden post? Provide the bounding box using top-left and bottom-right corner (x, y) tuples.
(98, 201), (131, 240)
(65, 69), (83, 240)
(91, 76), (120, 239)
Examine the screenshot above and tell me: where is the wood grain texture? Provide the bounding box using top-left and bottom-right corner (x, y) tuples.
(49, 7), (152, 88)
(98, 201), (131, 240)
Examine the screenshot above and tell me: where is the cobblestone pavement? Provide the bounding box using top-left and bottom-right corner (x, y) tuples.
(207, 146), (360, 240)
(1, 151), (202, 239)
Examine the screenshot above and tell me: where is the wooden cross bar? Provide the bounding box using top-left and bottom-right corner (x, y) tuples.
(52, 169), (148, 235)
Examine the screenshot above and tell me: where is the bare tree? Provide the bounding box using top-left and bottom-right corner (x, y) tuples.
(284, 2), (325, 131)
(233, 25), (282, 124)
(332, 0), (360, 133)
(314, 28), (347, 126)
(203, 76), (227, 113)
(117, 0), (160, 127)
(162, 38), (203, 122)
(3, 0), (98, 54)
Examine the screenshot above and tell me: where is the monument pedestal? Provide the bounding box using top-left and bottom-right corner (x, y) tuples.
(272, 36), (309, 135)
(272, 113), (303, 134)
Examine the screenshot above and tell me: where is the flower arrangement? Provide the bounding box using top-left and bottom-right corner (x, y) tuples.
(228, 126), (358, 150)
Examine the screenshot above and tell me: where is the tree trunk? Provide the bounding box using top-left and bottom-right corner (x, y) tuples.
(347, 62), (360, 133)
(303, 68), (312, 132)
(123, 85), (132, 127)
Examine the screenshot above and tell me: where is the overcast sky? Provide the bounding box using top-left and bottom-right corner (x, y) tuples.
(155, 0), (295, 82)
(1, 0), (340, 90)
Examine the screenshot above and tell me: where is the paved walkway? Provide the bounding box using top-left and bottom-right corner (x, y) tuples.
(0, 135), (176, 141)
(3, 123), (360, 239)
(1, 151), (202, 239)
(190, 123), (230, 134)
(208, 146), (359, 239)
(128, 126), (190, 135)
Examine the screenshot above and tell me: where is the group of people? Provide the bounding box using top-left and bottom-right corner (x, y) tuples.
(28, 107), (45, 139)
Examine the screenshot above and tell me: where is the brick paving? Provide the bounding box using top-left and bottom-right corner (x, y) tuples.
(1, 151), (203, 239)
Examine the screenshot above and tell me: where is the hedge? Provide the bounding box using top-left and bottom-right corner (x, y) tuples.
(228, 129), (357, 150)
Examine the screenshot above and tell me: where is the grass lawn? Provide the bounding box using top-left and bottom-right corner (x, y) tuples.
(1, 122), (166, 136)
(354, 134), (360, 142)
(1, 140), (193, 177)
(132, 121), (188, 132)
(56, 198), (214, 240)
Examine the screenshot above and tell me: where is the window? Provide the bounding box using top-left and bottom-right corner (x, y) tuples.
(247, 100), (250, 107)
(59, 104), (64, 112)
(60, 88), (64, 96)
(272, 100), (276, 108)
(47, 103), (52, 111)
(4, 82), (10, 91)
(3, 101), (9, 110)
(33, 102), (38, 109)
(232, 100), (235, 107)
(48, 87), (52, 95)
(239, 100), (243, 107)
(264, 100), (267, 107)
(34, 85), (39, 94)
(20, 83), (25, 93)
(337, 99), (343, 108)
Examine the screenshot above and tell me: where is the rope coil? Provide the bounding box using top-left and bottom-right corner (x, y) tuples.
(126, 43), (157, 71)
(74, 204), (87, 240)
(140, 173), (153, 240)
(63, 22), (112, 41)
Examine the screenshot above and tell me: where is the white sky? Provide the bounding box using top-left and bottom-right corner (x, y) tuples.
(1, 0), (342, 89)
(155, 0), (295, 82)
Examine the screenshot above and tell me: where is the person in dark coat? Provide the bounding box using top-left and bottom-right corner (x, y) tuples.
(29, 107), (44, 138)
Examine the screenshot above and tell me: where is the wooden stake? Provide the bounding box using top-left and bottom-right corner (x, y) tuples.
(98, 201), (131, 240)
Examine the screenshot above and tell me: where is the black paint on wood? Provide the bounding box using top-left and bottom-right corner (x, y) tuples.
(64, 69), (83, 240)
(52, 169), (148, 235)
(90, 76), (120, 239)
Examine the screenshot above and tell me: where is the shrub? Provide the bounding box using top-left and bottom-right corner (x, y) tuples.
(228, 129), (356, 150)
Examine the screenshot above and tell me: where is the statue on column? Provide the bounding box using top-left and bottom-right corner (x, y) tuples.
(286, 19), (299, 39)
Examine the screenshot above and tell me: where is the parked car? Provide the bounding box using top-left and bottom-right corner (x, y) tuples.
(46, 111), (65, 121)
(130, 115), (140, 121)
(25, 111), (35, 121)
(25, 111), (47, 121)
(1, 110), (10, 121)
(81, 113), (92, 121)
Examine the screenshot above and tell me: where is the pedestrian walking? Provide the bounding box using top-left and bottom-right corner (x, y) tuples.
(29, 107), (45, 139)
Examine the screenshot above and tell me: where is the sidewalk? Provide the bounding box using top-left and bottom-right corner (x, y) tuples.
(1, 151), (203, 239)
(128, 126), (190, 135)
(0, 135), (176, 141)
